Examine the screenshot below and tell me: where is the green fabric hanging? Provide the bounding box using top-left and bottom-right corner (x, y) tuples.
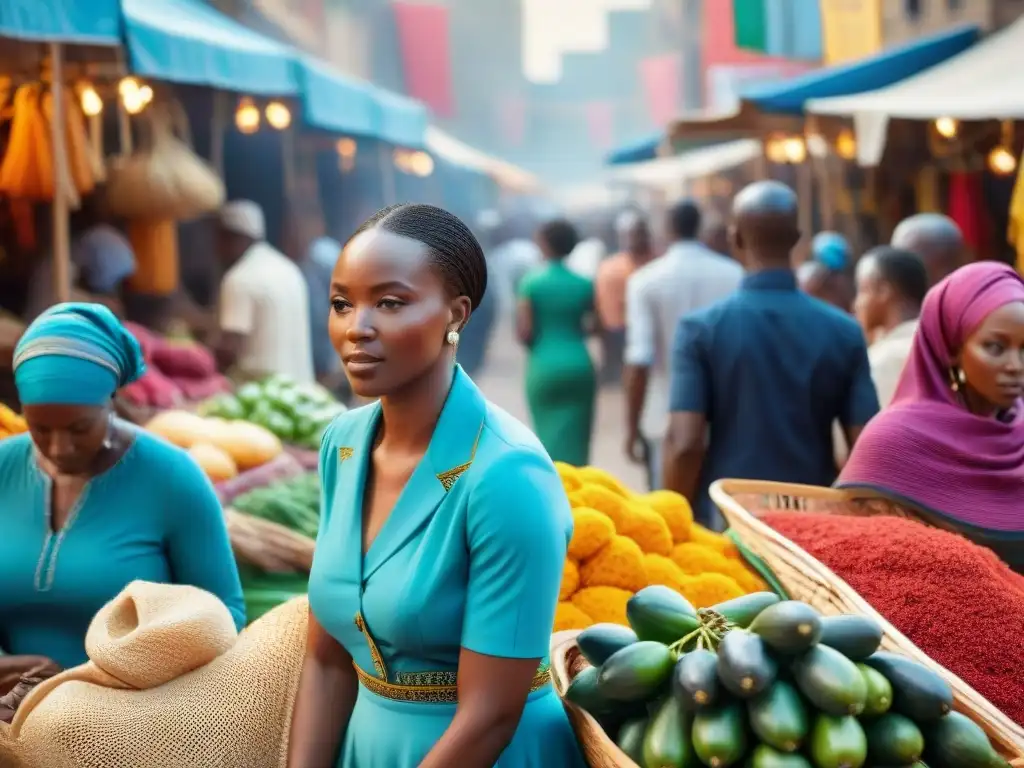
(733, 0), (768, 53)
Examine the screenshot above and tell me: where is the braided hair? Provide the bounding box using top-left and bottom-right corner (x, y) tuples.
(349, 204), (488, 310)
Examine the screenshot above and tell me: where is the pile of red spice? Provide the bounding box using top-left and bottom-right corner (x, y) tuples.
(762, 511), (1024, 726)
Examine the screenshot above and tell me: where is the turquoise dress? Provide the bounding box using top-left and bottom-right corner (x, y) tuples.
(308, 366), (586, 768)
(0, 429), (246, 668)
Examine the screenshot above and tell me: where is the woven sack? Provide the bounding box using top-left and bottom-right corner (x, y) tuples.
(1, 581), (308, 768)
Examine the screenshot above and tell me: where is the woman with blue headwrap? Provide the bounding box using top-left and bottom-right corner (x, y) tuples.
(0, 303), (244, 686)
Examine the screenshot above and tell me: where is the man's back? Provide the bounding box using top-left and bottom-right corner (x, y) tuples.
(221, 242), (315, 383)
(626, 241), (743, 440)
(673, 270), (878, 508)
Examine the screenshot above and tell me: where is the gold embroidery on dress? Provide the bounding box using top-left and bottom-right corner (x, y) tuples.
(435, 420), (485, 492)
(338, 446), (354, 462)
(352, 661), (551, 704)
(353, 612), (389, 681)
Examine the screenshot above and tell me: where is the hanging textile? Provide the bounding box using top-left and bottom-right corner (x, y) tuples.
(391, 2), (454, 117)
(947, 171), (989, 257)
(584, 102), (615, 150)
(638, 54), (680, 127)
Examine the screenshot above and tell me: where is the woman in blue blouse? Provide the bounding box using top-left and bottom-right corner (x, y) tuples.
(0, 303), (245, 685)
(288, 204), (585, 768)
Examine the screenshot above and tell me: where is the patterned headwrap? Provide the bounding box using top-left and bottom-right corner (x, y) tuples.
(14, 303), (146, 406)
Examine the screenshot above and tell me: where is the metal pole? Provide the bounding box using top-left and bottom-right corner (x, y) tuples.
(681, 0), (704, 112)
(48, 42), (71, 304)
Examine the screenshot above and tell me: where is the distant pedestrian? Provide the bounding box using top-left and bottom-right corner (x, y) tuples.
(623, 199), (742, 490)
(517, 219), (596, 465)
(891, 213), (964, 287)
(663, 181), (879, 529)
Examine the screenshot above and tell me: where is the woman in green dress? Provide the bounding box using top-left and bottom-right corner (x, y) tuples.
(516, 219), (597, 465)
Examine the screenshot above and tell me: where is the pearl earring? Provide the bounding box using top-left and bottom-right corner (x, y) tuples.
(446, 330), (460, 346)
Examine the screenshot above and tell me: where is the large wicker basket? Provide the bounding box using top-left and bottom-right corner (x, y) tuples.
(551, 630), (639, 768)
(711, 478), (1024, 762)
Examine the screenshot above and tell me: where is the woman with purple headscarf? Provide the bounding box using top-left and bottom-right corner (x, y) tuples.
(838, 262), (1024, 572)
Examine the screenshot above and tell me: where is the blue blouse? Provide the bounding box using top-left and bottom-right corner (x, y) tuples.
(0, 429), (245, 668)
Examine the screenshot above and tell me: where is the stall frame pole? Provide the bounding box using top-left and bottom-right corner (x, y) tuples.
(48, 42), (71, 304)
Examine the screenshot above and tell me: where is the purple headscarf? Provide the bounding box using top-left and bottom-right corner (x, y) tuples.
(838, 262), (1024, 532)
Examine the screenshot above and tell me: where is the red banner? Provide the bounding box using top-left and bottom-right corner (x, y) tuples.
(638, 54), (680, 126)
(497, 97), (527, 147)
(391, 2), (454, 117)
(584, 101), (615, 150)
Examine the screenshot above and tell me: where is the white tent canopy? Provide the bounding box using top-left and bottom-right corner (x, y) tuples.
(425, 127), (540, 193)
(808, 16), (1024, 121)
(607, 139), (761, 188)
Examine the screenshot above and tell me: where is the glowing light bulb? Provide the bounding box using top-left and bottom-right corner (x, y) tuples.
(265, 100), (291, 130)
(336, 137), (357, 158)
(835, 129), (857, 160)
(118, 77), (140, 99)
(987, 146), (1017, 176)
(934, 117), (958, 139)
(782, 136), (806, 164)
(235, 97), (260, 134)
(80, 86), (103, 117)
(410, 151), (434, 177)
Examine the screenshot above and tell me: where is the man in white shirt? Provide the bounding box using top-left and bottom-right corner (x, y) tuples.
(853, 245), (928, 407)
(216, 200), (315, 384)
(623, 199), (744, 489)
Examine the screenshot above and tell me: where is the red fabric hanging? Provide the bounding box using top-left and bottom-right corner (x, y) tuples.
(638, 54), (680, 126)
(391, 2), (454, 117)
(584, 101), (615, 149)
(947, 171), (989, 257)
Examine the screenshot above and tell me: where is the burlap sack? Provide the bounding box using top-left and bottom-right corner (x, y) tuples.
(0, 581), (308, 768)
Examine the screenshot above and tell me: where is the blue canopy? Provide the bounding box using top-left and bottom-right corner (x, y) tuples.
(743, 24), (980, 115)
(120, 0), (299, 95)
(0, 0), (120, 44)
(375, 90), (429, 150)
(295, 58), (379, 138)
(606, 132), (663, 166)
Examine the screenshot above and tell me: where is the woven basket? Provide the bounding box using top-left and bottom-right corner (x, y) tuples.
(225, 508), (315, 574)
(710, 478), (1024, 763)
(551, 630), (639, 768)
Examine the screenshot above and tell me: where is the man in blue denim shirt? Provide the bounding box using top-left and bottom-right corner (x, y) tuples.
(662, 182), (879, 529)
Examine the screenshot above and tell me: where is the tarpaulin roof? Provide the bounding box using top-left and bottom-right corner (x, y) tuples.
(120, 0), (299, 95)
(374, 89), (429, 150)
(426, 127), (540, 192)
(295, 58), (380, 138)
(0, 0), (121, 44)
(606, 131), (665, 165)
(742, 24), (979, 115)
(608, 139), (761, 188)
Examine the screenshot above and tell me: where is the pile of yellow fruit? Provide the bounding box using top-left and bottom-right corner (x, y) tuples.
(554, 463), (768, 633)
(0, 404), (28, 440)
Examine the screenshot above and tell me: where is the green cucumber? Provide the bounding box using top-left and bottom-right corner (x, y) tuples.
(748, 745), (813, 768)
(642, 696), (698, 767)
(709, 592), (781, 628)
(598, 641), (675, 702)
(864, 713), (925, 765)
(857, 662), (893, 716)
(748, 600), (822, 654)
(790, 644), (867, 716)
(818, 615), (883, 661)
(748, 679), (809, 753)
(692, 701), (747, 768)
(577, 623), (638, 667)
(626, 585), (700, 645)
(809, 714), (867, 768)
(716, 630), (778, 698)
(672, 649), (720, 711)
(923, 712), (1010, 768)
(615, 717), (648, 765)
(862, 652), (953, 722)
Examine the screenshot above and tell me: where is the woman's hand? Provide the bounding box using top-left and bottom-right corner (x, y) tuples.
(418, 650), (541, 768)
(0, 656), (60, 696)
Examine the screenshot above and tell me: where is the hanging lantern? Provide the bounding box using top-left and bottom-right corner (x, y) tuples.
(79, 85), (103, 116)
(265, 100), (292, 130)
(235, 97), (260, 134)
(934, 116), (959, 139)
(835, 128), (857, 160)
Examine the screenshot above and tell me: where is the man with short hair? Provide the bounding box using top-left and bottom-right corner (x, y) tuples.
(891, 213), (964, 287)
(663, 181), (879, 528)
(853, 245), (929, 407)
(216, 200), (315, 383)
(623, 199), (743, 490)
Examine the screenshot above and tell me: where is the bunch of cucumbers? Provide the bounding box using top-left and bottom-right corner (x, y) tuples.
(232, 472), (320, 539)
(565, 586), (1010, 768)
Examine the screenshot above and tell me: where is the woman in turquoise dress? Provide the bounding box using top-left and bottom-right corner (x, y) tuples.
(0, 303), (245, 695)
(288, 204), (585, 768)
(516, 219), (597, 465)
